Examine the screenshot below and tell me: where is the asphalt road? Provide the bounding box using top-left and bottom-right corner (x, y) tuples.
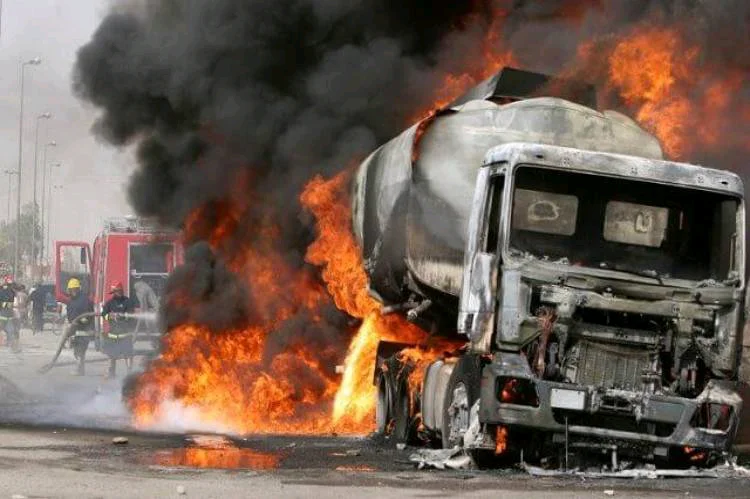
(1, 327), (749, 498)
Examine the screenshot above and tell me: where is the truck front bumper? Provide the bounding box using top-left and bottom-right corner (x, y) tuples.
(478, 360), (743, 453)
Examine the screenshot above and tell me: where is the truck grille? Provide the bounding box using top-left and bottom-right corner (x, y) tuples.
(574, 340), (650, 391)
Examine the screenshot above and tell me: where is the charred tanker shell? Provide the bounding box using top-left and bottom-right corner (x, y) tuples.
(353, 69), (663, 302)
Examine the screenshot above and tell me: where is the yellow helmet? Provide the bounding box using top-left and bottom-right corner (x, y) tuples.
(67, 278), (81, 290)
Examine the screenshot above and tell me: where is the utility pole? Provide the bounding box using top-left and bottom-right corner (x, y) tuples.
(15, 57), (42, 278)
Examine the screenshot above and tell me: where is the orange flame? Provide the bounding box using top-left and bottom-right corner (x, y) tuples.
(149, 446), (281, 470)
(130, 170), (429, 435)
(495, 426), (508, 455)
(606, 27), (697, 158)
(600, 25), (750, 159)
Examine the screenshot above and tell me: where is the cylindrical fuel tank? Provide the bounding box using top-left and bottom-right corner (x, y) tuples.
(352, 97), (663, 303)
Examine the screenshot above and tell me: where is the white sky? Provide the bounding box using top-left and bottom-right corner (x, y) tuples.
(0, 0), (134, 251)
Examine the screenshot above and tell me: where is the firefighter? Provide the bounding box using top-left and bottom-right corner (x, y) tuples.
(0, 275), (19, 352)
(102, 282), (137, 378)
(66, 278), (94, 376)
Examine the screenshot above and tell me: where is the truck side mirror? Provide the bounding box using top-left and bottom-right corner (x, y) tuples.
(80, 247), (87, 265)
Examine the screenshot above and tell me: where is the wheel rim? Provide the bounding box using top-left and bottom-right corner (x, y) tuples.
(447, 382), (469, 447)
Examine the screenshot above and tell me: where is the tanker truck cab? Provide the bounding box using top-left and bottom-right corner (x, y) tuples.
(453, 141), (745, 464)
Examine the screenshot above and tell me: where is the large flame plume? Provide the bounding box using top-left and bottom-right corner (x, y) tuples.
(130, 171), (430, 434)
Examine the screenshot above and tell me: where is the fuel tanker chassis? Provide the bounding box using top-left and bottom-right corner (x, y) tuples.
(354, 68), (747, 466)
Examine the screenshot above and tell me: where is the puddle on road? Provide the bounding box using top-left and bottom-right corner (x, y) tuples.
(142, 435), (281, 470)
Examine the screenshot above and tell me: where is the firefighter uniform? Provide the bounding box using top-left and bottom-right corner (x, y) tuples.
(0, 277), (18, 352)
(102, 283), (137, 377)
(66, 278), (94, 375)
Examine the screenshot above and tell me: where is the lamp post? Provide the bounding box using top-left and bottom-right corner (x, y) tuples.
(41, 161), (60, 262)
(4, 170), (18, 264)
(4, 170), (18, 223)
(35, 140), (56, 270)
(48, 184), (63, 263)
(14, 56), (42, 278)
(33, 114), (52, 271)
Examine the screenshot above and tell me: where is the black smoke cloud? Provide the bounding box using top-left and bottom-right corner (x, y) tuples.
(74, 1), (750, 342)
(73, 0), (501, 345)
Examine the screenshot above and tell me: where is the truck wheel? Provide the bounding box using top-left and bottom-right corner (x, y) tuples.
(393, 381), (418, 444)
(441, 355), (482, 449)
(375, 372), (392, 434)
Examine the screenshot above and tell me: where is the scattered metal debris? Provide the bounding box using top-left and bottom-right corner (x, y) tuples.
(522, 461), (750, 479)
(409, 446), (473, 470)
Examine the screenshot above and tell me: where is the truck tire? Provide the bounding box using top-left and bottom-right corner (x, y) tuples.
(441, 354), (482, 449)
(393, 380), (418, 444)
(375, 372), (392, 434)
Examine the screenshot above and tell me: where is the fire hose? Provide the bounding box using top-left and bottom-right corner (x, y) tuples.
(39, 311), (159, 374)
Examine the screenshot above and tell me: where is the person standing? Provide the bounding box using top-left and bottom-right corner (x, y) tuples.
(28, 283), (46, 334)
(0, 276), (18, 352)
(14, 284), (29, 330)
(133, 278), (159, 348)
(66, 278), (94, 376)
(102, 282), (137, 378)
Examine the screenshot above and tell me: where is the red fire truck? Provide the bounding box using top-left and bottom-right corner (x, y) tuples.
(54, 216), (184, 347)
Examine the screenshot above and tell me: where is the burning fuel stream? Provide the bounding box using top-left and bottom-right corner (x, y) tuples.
(74, 1), (750, 436)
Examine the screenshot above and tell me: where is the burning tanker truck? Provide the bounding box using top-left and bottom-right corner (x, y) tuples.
(353, 68), (747, 465)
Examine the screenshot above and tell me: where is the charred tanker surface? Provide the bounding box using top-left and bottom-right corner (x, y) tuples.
(355, 68), (746, 466)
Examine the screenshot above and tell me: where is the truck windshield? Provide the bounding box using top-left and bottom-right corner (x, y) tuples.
(508, 165), (740, 282)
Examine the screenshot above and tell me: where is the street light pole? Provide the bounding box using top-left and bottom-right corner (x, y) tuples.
(41, 161), (60, 262)
(33, 114), (52, 273)
(4, 170), (18, 223)
(48, 184), (63, 265)
(14, 57), (42, 278)
(36, 140), (56, 271)
(4, 170), (18, 264)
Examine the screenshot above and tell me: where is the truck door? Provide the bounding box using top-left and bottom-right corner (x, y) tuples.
(458, 170), (505, 353)
(54, 241), (93, 303)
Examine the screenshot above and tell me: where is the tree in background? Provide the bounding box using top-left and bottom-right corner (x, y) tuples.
(0, 203), (43, 280)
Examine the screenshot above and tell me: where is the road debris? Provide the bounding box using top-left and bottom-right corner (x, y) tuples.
(112, 437), (129, 445)
(396, 443), (406, 450)
(176, 485), (187, 495)
(334, 465), (377, 472)
(603, 491), (614, 496)
(409, 446), (472, 470)
(332, 449), (361, 457)
(522, 460), (750, 479)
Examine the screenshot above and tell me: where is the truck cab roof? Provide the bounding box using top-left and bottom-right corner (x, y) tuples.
(482, 142), (743, 198)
